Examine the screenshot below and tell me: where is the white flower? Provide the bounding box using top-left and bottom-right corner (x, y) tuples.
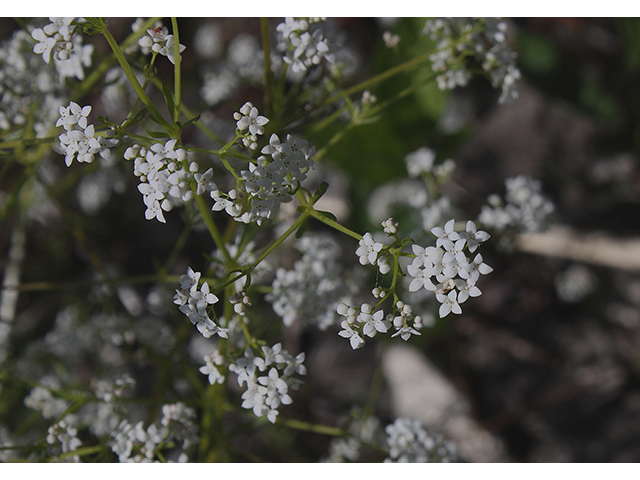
(382, 217), (399, 235)
(338, 320), (365, 349)
(377, 256), (391, 275)
(195, 316), (221, 338)
(385, 417), (456, 462)
(31, 27), (58, 64)
(56, 101), (91, 130)
(191, 281), (219, 310)
(356, 232), (383, 266)
(57, 124), (101, 166)
(407, 263), (436, 292)
(194, 168), (216, 195)
(283, 352), (306, 377)
(435, 290), (462, 318)
(139, 25), (168, 54)
(410, 244), (440, 269)
(460, 253), (493, 285)
(460, 220), (490, 253)
(383, 31), (400, 48)
(360, 309), (389, 338)
(391, 324), (422, 341)
(233, 102), (269, 136)
(431, 218), (459, 246)
(200, 353), (225, 384)
(158, 34), (186, 65)
(47, 420), (82, 454)
(44, 17), (74, 38)
(405, 147), (435, 177)
(179, 267), (202, 292)
(454, 279), (482, 304)
(54, 35), (94, 82)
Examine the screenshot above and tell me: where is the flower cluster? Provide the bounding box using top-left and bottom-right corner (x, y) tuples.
(356, 232), (384, 267)
(228, 344), (306, 423)
(138, 23), (186, 65)
(110, 402), (197, 463)
(233, 101), (269, 150)
(55, 102), (118, 167)
(338, 217), (491, 350)
(554, 263), (596, 304)
(276, 17), (334, 73)
(46, 420), (82, 459)
(212, 120), (315, 226)
(124, 140), (214, 223)
(0, 29), (66, 136)
(384, 417), (457, 463)
(337, 298), (425, 350)
(173, 267), (228, 339)
(199, 349), (226, 385)
(423, 18), (521, 104)
(405, 147), (436, 178)
(267, 233), (356, 330)
(408, 219), (492, 318)
(31, 17), (94, 81)
(478, 175), (555, 233)
(23, 383), (69, 420)
(323, 414), (384, 462)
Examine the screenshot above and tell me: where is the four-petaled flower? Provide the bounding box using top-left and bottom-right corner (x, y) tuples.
(338, 320), (365, 349)
(435, 290), (462, 318)
(356, 232), (383, 266)
(234, 102), (269, 136)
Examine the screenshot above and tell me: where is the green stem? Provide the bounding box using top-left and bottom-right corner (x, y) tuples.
(211, 207), (312, 294)
(171, 17), (182, 125)
(313, 123), (352, 162)
(73, 17), (162, 101)
(250, 209), (310, 269)
(323, 48), (437, 105)
(193, 193), (232, 264)
(158, 220), (192, 277)
(322, 24), (481, 107)
(101, 24), (176, 136)
(148, 74), (225, 144)
(278, 418), (344, 437)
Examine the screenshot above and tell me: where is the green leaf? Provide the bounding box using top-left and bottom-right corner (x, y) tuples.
(312, 181), (329, 201)
(315, 210), (337, 222)
(294, 217), (308, 238)
(162, 81), (175, 121)
(121, 108), (149, 129)
(80, 17), (106, 35)
(181, 113), (202, 129)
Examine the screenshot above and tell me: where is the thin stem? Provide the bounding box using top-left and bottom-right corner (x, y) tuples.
(323, 48), (437, 105)
(211, 208), (312, 294)
(277, 418), (344, 437)
(147, 75), (224, 144)
(158, 220), (193, 277)
(193, 193), (232, 264)
(101, 24), (176, 136)
(322, 24), (481, 107)
(74, 17), (162, 100)
(171, 17), (182, 125)
(249, 209), (311, 270)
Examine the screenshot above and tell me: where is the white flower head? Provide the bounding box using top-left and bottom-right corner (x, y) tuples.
(233, 102), (269, 136)
(356, 232), (383, 266)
